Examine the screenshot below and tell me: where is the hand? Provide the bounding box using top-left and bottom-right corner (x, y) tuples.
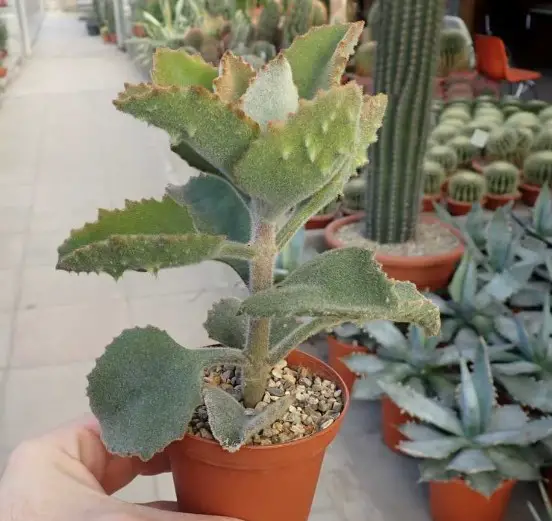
(0, 416), (239, 521)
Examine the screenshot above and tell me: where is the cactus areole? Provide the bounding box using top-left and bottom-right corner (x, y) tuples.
(56, 23), (440, 521)
(365, 0), (446, 244)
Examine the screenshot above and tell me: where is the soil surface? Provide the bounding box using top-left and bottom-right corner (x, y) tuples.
(189, 359), (344, 446)
(336, 220), (460, 256)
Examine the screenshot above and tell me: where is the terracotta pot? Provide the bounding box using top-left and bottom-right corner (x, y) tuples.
(381, 395), (414, 452)
(132, 24), (146, 37)
(324, 213), (465, 291)
(0, 66), (6, 78)
(327, 335), (371, 392)
(0, 0), (7, 6)
(168, 350), (350, 521)
(108, 33), (117, 44)
(429, 479), (515, 521)
(305, 211), (338, 230)
(484, 192), (521, 211)
(519, 182), (541, 207)
(341, 206), (361, 216)
(0, 49), (6, 59)
(446, 197), (486, 217)
(422, 194), (440, 212)
(102, 32), (109, 43)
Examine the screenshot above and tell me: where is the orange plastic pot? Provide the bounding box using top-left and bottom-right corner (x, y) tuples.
(0, 66), (6, 78)
(429, 479), (515, 521)
(484, 192), (520, 210)
(305, 210), (338, 230)
(168, 350), (350, 521)
(324, 213), (464, 291)
(327, 335), (371, 391)
(519, 182), (541, 207)
(446, 197), (486, 216)
(422, 194), (440, 212)
(108, 33), (117, 43)
(381, 395), (414, 452)
(132, 24), (146, 37)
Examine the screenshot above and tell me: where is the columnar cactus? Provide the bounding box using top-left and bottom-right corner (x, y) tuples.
(448, 170), (487, 202)
(256, 0), (281, 43)
(282, 0), (313, 48)
(55, 25), (440, 459)
(364, 0), (446, 243)
(524, 151), (552, 187)
(423, 160), (445, 195)
(483, 161), (519, 195)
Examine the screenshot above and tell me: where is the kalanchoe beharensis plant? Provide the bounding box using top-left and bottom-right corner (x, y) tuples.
(56, 24), (441, 459)
(343, 320), (459, 407)
(492, 293), (552, 413)
(379, 341), (552, 497)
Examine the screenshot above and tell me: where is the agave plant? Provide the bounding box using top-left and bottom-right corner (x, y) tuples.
(528, 481), (552, 521)
(343, 321), (458, 406)
(380, 341), (552, 497)
(493, 294), (552, 412)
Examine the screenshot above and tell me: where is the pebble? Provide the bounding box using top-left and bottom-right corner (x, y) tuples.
(271, 368), (283, 379)
(268, 387), (285, 397)
(263, 392), (272, 404)
(255, 401), (268, 412)
(283, 373), (297, 384)
(274, 360), (288, 370)
(320, 418), (335, 430)
(199, 428), (213, 439)
(300, 377), (313, 387)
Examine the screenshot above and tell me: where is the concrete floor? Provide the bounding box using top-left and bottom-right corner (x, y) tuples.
(0, 11), (544, 520)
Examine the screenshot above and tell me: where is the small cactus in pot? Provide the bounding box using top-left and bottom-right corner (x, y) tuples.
(431, 123), (458, 145)
(448, 134), (478, 168)
(426, 144), (458, 176)
(422, 160), (445, 211)
(483, 161), (520, 210)
(447, 170), (487, 216)
(506, 111), (542, 134)
(533, 126), (552, 152)
(436, 28), (470, 78)
(522, 150), (552, 206)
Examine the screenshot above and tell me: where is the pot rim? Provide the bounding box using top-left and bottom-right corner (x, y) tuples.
(176, 350), (350, 454)
(486, 191), (521, 201)
(519, 182), (541, 193)
(324, 212), (465, 268)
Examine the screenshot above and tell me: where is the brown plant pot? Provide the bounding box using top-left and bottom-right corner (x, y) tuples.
(305, 211), (338, 230)
(168, 350), (350, 521)
(0, 66), (6, 78)
(108, 33), (117, 44)
(327, 335), (371, 392)
(324, 213), (465, 291)
(519, 182), (541, 207)
(0, 49), (7, 59)
(422, 194), (440, 212)
(429, 479), (515, 521)
(132, 24), (146, 37)
(446, 197), (486, 217)
(484, 192), (521, 211)
(381, 395), (414, 452)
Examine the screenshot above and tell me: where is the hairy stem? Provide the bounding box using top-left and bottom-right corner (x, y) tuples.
(243, 218), (277, 408)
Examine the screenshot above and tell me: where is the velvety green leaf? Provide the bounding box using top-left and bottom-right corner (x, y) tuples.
(87, 326), (247, 460)
(151, 48), (217, 89)
(234, 83), (363, 215)
(399, 437), (468, 459)
(57, 197), (225, 278)
(486, 447), (540, 480)
(446, 448), (497, 474)
(378, 381), (464, 436)
(239, 247), (440, 336)
(354, 94), (388, 167)
(240, 54), (299, 130)
(284, 22), (363, 100)
(214, 52), (256, 103)
(204, 386), (292, 452)
(167, 175), (251, 244)
(114, 84), (259, 178)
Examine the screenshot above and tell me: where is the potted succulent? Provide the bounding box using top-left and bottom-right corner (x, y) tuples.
(0, 59), (6, 78)
(483, 161), (521, 210)
(55, 25), (441, 521)
(522, 151), (552, 207)
(380, 342), (552, 521)
(343, 321), (458, 451)
(422, 160), (446, 212)
(0, 19), (7, 59)
(446, 170), (487, 216)
(326, 0), (466, 291)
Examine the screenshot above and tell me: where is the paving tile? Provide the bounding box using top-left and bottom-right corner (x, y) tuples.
(0, 185), (34, 208)
(0, 312), (12, 369)
(0, 270), (18, 313)
(29, 206), (99, 233)
(155, 473), (177, 502)
(0, 207), (29, 234)
(19, 266), (124, 309)
(1, 361), (93, 448)
(115, 475), (158, 504)
(0, 234), (25, 269)
(24, 229), (69, 267)
(32, 181), (110, 212)
(11, 298), (131, 368)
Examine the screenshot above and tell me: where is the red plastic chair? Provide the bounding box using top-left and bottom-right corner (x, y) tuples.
(474, 34), (541, 98)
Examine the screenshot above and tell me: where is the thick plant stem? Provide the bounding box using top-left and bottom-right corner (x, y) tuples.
(364, 0), (445, 244)
(243, 218), (277, 408)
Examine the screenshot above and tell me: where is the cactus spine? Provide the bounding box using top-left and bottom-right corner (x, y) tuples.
(483, 161), (519, 195)
(524, 151), (552, 187)
(448, 170), (487, 202)
(282, 0), (313, 48)
(423, 160), (445, 195)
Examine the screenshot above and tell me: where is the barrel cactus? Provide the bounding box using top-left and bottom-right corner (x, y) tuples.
(483, 161), (519, 195)
(473, 107), (503, 125)
(533, 127), (552, 152)
(440, 106), (471, 124)
(423, 160), (445, 196)
(426, 145), (458, 175)
(355, 40), (376, 77)
(282, 0), (313, 48)
(448, 170), (487, 202)
(524, 151), (552, 187)
(503, 105), (521, 118)
(437, 28), (470, 77)
(539, 106), (552, 125)
(507, 111), (541, 134)
(256, 0), (280, 43)
(486, 126), (519, 161)
(463, 118), (499, 137)
(342, 176), (366, 211)
(449, 135), (478, 167)
(524, 99), (549, 115)
(431, 123), (458, 144)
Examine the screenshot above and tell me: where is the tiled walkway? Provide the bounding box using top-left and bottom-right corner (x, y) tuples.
(0, 12), (538, 520)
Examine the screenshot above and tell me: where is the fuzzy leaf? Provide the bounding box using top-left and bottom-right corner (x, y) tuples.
(114, 84), (259, 178)
(446, 448), (497, 474)
(204, 386), (292, 452)
(57, 197), (225, 278)
(240, 248), (440, 336)
(284, 22), (363, 100)
(87, 326), (247, 460)
(378, 381), (463, 436)
(240, 54), (299, 130)
(151, 48), (217, 89)
(355, 94), (388, 166)
(234, 83), (362, 215)
(214, 52), (256, 103)
(399, 437), (468, 459)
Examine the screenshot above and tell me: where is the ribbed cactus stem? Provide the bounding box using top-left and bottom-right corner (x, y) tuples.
(365, 0), (445, 243)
